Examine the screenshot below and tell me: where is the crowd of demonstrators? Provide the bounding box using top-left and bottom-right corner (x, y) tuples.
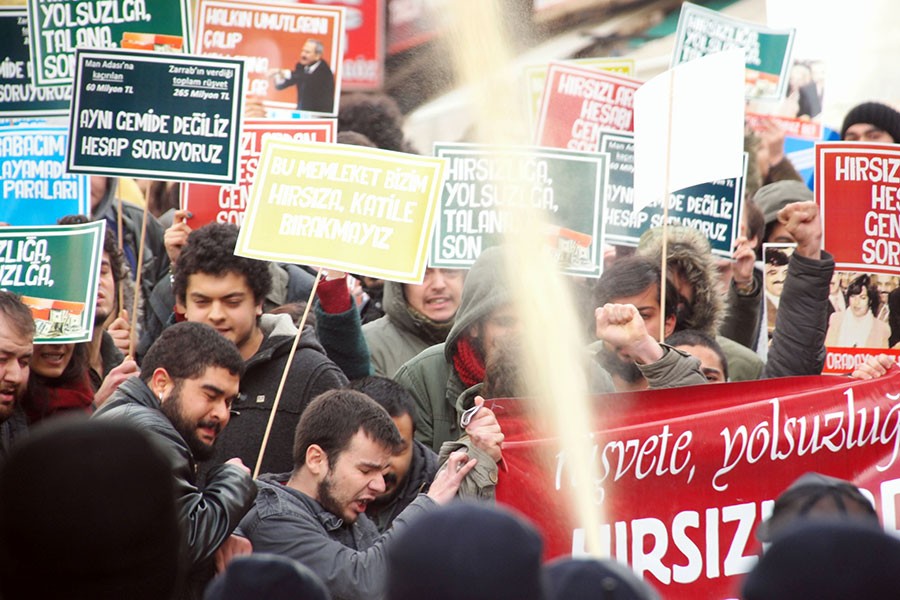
(2, 91), (900, 600)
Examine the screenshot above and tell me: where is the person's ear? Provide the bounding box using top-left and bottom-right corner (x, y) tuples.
(306, 444), (328, 477)
(664, 313), (677, 339)
(150, 368), (174, 403)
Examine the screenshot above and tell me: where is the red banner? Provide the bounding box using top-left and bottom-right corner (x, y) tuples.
(313, 0), (385, 90)
(495, 371), (900, 599)
(181, 119), (335, 227)
(534, 61), (641, 152)
(746, 112), (822, 141)
(817, 142), (900, 275)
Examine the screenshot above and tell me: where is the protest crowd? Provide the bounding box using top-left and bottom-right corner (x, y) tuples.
(4, 1), (900, 599)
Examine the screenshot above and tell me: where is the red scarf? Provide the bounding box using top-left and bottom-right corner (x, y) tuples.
(24, 375), (95, 425)
(453, 336), (486, 388)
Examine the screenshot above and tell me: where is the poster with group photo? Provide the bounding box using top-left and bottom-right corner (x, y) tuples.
(182, 119), (336, 228)
(0, 221), (105, 343)
(820, 268), (900, 374)
(671, 2), (795, 101)
(26, 0), (190, 87)
(194, 0), (344, 115)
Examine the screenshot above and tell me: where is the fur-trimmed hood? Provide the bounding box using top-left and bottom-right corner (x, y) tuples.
(635, 226), (724, 337)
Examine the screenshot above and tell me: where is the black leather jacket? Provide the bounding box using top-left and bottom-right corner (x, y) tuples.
(94, 377), (256, 599)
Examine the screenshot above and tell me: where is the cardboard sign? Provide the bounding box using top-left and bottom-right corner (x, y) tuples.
(67, 49), (243, 184)
(308, 0), (384, 91)
(816, 142), (900, 274)
(235, 141), (446, 284)
(534, 61), (641, 151)
(633, 49), (745, 214)
(600, 132), (744, 257)
(0, 221), (105, 343)
(431, 143), (608, 276)
(524, 58), (635, 126)
(386, 0), (444, 56)
(0, 125), (90, 226)
(195, 0), (344, 115)
(495, 371), (900, 598)
(182, 119), (336, 228)
(26, 0), (190, 87)
(0, 8), (70, 118)
(745, 111), (823, 142)
(671, 2), (795, 101)
(820, 266), (900, 374)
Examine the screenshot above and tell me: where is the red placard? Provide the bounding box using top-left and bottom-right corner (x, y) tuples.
(194, 0), (345, 114)
(495, 371), (900, 599)
(534, 61), (642, 152)
(314, 0), (385, 90)
(746, 111), (822, 141)
(181, 119), (335, 227)
(817, 142), (900, 275)
(386, 0), (443, 55)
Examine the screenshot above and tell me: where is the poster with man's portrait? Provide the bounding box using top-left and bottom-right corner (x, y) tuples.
(195, 0), (345, 116)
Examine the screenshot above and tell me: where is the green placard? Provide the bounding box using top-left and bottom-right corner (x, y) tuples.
(432, 143), (608, 277)
(26, 0), (191, 87)
(67, 48), (243, 184)
(0, 221), (105, 343)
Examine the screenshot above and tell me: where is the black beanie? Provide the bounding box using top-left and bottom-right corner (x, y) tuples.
(742, 519), (900, 600)
(840, 101), (900, 142)
(0, 418), (181, 600)
(544, 557), (660, 600)
(205, 554), (331, 600)
(387, 502), (546, 600)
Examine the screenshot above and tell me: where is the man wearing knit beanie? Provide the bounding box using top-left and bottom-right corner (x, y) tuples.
(841, 101), (900, 143)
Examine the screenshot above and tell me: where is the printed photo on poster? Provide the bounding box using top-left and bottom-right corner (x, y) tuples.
(763, 243), (795, 344)
(195, 0), (345, 116)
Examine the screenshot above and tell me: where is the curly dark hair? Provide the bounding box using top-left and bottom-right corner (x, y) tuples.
(140, 321), (245, 382)
(338, 93), (414, 153)
(173, 223), (272, 306)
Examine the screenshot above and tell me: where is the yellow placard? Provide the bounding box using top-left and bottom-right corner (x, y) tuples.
(235, 140), (446, 284)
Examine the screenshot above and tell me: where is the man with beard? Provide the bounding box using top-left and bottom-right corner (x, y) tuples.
(237, 388), (476, 600)
(0, 292), (34, 464)
(593, 256), (708, 392)
(94, 321), (257, 599)
(348, 375), (503, 533)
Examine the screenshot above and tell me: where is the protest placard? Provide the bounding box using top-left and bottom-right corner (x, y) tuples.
(601, 131), (744, 257)
(633, 49), (745, 215)
(495, 370), (900, 598)
(235, 141), (446, 284)
(195, 0), (344, 115)
(182, 119), (336, 228)
(671, 2), (795, 101)
(762, 243), (795, 346)
(0, 221), (105, 343)
(431, 143), (607, 276)
(534, 61), (641, 152)
(26, 0), (189, 87)
(745, 111), (823, 142)
(67, 49), (243, 184)
(816, 142), (900, 274)
(0, 8), (70, 118)
(386, 0), (444, 55)
(0, 125), (89, 226)
(524, 58), (634, 127)
(306, 0), (384, 91)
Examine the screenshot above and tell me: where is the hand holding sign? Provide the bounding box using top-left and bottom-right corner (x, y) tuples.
(164, 210), (192, 264)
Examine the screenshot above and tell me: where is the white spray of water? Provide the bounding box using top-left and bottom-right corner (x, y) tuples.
(446, 0), (605, 557)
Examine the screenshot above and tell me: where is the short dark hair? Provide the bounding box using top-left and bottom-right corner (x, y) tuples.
(348, 376), (417, 421)
(292, 388), (402, 471)
(593, 256), (677, 320)
(140, 321), (245, 382)
(846, 274), (879, 316)
(0, 292), (35, 340)
(338, 93), (409, 153)
(173, 223), (272, 306)
(665, 329), (729, 381)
